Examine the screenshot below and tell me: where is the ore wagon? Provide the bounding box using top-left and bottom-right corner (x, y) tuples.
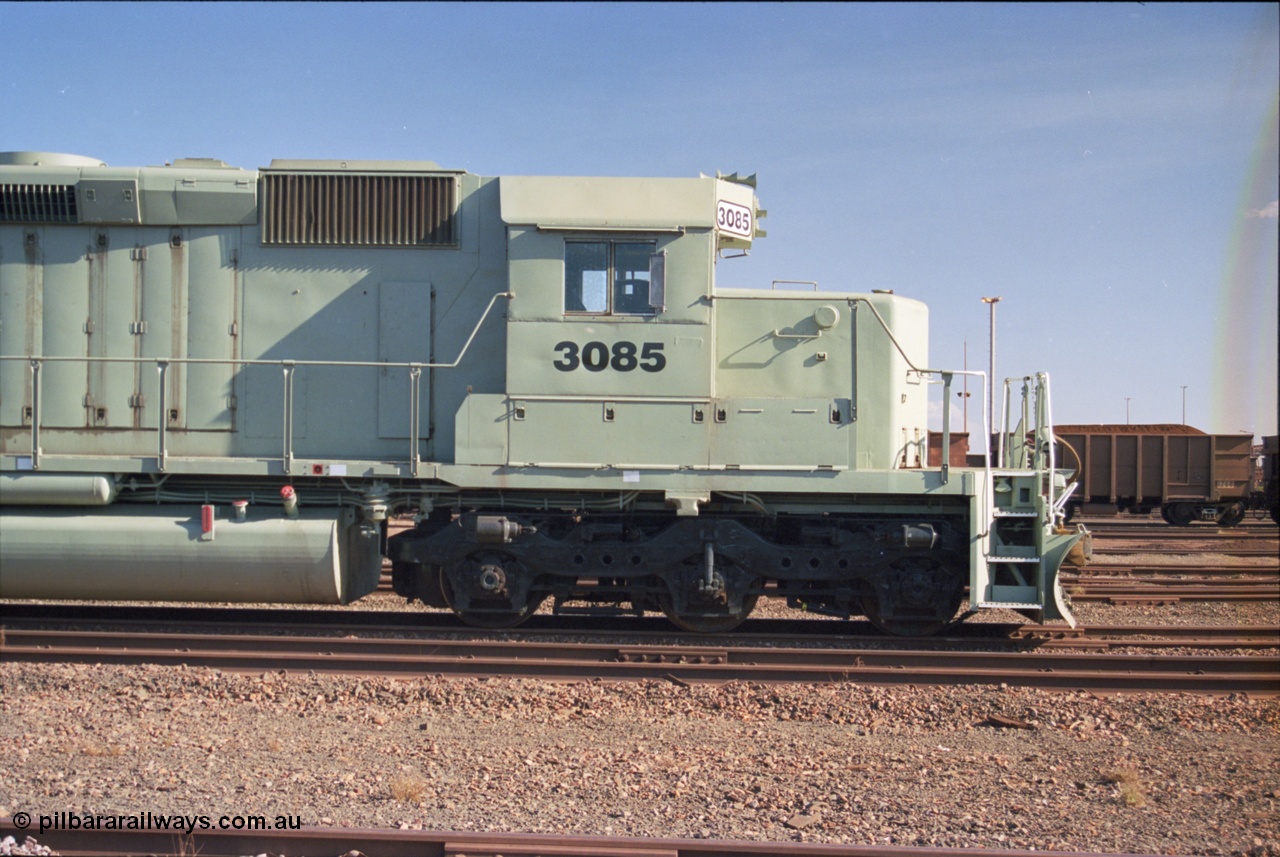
(1053, 425), (1254, 525)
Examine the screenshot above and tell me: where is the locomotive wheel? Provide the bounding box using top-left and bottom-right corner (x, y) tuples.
(862, 554), (964, 637)
(658, 557), (760, 633)
(439, 562), (541, 629)
(861, 598), (958, 637)
(659, 590), (759, 633)
(1216, 502), (1246, 527)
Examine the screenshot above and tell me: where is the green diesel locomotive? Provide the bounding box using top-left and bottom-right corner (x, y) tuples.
(0, 152), (1087, 634)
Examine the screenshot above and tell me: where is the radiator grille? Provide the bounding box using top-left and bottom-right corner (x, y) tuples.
(0, 184), (79, 223)
(262, 173), (456, 247)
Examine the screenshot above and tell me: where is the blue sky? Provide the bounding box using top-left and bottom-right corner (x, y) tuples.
(5, 2), (1277, 437)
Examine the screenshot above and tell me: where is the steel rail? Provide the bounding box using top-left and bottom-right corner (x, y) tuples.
(2, 627), (1276, 695)
(1012, 624), (1280, 651)
(0, 821), (1174, 857)
(1087, 525), (1277, 535)
(1090, 545), (1278, 558)
(3, 604), (1277, 649)
(1072, 564), (1279, 576)
(1089, 531), (1278, 541)
(1063, 579), (1279, 603)
(1080, 520), (1277, 534)
(1066, 574), (1279, 587)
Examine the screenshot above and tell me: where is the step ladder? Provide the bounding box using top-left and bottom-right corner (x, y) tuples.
(973, 374), (1084, 625)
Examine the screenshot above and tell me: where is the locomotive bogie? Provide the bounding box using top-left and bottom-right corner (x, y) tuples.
(387, 502), (972, 634)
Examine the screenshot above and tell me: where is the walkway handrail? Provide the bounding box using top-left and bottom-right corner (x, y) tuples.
(1, 291), (512, 473)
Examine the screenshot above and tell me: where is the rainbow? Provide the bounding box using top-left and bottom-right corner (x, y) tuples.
(1213, 87), (1279, 436)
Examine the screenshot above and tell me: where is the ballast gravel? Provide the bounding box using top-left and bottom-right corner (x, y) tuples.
(1, 659), (1277, 856)
(0, 837), (55, 856)
(3, 534), (1278, 856)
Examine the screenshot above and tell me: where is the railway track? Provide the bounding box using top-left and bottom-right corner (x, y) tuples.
(1073, 518), (1277, 558)
(3, 622), (1275, 695)
(1076, 519), (1277, 536)
(374, 560), (1280, 598)
(1075, 562), (1278, 576)
(1089, 543), (1277, 557)
(4, 602), (1276, 647)
(0, 821), (1163, 857)
(1061, 573), (1279, 603)
(5, 541), (1275, 699)
(1080, 521), (1277, 536)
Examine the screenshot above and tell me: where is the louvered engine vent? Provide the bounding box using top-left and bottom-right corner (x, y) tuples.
(0, 184), (79, 223)
(262, 173), (456, 247)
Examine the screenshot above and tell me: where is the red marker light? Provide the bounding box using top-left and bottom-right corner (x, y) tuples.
(280, 485), (299, 519)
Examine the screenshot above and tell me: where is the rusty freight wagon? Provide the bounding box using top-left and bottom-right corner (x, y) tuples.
(1053, 424), (1254, 526)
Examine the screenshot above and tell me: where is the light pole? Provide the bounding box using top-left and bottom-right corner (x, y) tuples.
(1181, 385), (1187, 425)
(981, 297), (1001, 453)
(1125, 397), (1132, 425)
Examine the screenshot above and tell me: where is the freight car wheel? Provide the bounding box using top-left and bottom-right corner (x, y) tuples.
(1216, 502), (1246, 527)
(1163, 503), (1195, 526)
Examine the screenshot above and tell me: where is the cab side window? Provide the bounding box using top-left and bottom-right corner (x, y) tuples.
(565, 241), (657, 315)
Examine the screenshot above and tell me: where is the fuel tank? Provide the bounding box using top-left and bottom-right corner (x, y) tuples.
(0, 505), (381, 604)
